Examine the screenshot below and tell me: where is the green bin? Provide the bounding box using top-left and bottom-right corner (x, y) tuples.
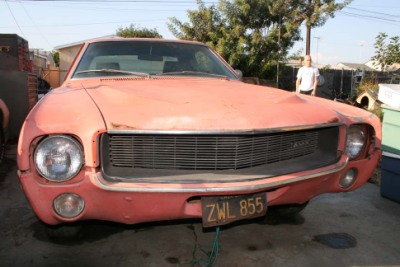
(381, 105), (400, 155)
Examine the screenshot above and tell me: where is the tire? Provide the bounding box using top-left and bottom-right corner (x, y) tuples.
(0, 125), (5, 165)
(45, 223), (82, 241)
(271, 201), (309, 217)
(259, 202), (309, 225)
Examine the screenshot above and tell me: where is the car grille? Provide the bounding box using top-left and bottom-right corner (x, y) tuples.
(100, 126), (340, 182)
(109, 132), (320, 170)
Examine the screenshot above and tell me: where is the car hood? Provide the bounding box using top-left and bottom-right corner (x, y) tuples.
(81, 78), (343, 131)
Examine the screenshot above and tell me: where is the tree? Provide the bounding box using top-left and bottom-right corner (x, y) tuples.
(116, 24), (162, 38)
(51, 51), (59, 67)
(295, 0), (352, 54)
(288, 48), (305, 60)
(168, 0), (350, 78)
(372, 32), (400, 71)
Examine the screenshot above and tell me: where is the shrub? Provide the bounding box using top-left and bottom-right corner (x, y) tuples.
(356, 79), (379, 94)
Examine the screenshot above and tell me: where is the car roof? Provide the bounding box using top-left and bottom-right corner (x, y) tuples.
(84, 38), (208, 47)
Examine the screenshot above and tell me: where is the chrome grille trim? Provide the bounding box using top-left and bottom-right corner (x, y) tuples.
(94, 157), (349, 192)
(108, 131), (320, 170)
(100, 125), (341, 182)
(107, 123), (343, 135)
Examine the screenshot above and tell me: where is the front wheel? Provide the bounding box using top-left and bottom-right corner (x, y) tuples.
(0, 126), (5, 164)
(44, 223), (82, 241)
(271, 201), (309, 217)
(259, 202), (309, 225)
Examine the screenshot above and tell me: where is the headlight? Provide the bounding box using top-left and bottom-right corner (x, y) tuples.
(54, 193), (85, 218)
(339, 168), (358, 188)
(345, 125), (366, 159)
(34, 135), (84, 182)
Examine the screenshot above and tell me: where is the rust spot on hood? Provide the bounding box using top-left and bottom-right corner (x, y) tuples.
(328, 117), (339, 123)
(111, 122), (138, 130)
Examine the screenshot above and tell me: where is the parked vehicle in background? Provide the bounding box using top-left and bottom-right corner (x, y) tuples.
(17, 38), (382, 233)
(0, 99), (9, 163)
(37, 77), (52, 100)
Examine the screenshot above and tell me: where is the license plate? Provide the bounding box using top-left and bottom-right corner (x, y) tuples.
(201, 192), (267, 227)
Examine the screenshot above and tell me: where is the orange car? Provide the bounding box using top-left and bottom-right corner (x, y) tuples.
(17, 38), (381, 229)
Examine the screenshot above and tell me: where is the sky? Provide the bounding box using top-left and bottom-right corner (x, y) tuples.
(0, 0), (399, 66)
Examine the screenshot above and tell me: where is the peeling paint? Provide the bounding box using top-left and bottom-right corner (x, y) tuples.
(111, 123), (138, 130)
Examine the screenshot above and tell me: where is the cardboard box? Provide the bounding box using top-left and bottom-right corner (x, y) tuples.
(378, 84), (400, 109)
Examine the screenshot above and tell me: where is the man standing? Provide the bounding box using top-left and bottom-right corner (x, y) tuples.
(296, 55), (319, 96)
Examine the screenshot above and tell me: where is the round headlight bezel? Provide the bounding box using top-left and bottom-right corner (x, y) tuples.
(345, 125), (366, 160)
(339, 168), (358, 189)
(53, 193), (85, 218)
(34, 135), (84, 182)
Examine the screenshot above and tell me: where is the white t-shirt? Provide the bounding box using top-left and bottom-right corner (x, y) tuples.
(297, 66), (320, 92)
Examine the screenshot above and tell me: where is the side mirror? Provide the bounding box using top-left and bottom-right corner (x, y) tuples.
(235, 69), (243, 80)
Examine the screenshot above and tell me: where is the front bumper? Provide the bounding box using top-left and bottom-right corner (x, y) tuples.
(17, 149), (381, 225)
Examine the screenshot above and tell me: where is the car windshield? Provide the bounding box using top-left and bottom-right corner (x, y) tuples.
(71, 40), (238, 80)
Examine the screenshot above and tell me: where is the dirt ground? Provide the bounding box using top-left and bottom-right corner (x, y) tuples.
(369, 161), (382, 186)
(1, 143), (400, 267)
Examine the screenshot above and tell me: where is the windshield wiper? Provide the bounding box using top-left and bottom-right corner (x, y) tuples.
(156, 71), (229, 80)
(75, 69), (150, 78)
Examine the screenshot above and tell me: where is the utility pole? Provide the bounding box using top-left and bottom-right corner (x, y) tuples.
(276, 15), (281, 88)
(314, 36), (320, 64)
(306, 26), (311, 55)
(305, 0), (312, 55)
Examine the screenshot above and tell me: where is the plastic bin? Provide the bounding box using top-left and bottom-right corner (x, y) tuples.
(381, 105), (400, 155)
(380, 151), (400, 203)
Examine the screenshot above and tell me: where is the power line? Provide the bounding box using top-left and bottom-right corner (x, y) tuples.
(5, 0), (210, 13)
(0, 19), (167, 28)
(4, 0), (26, 37)
(6, 0), (217, 3)
(17, 0), (53, 47)
(340, 5), (400, 25)
(351, 4), (400, 9)
(346, 7), (399, 18)
(339, 11), (400, 25)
